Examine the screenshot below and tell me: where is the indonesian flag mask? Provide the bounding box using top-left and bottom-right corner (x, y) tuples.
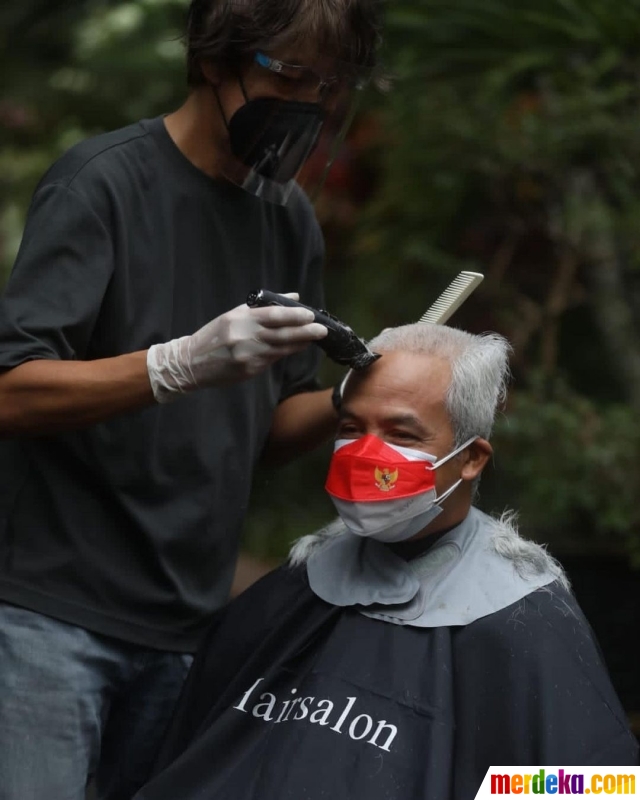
(325, 434), (477, 543)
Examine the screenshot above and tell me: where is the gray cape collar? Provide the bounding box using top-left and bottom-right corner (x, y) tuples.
(306, 507), (559, 628)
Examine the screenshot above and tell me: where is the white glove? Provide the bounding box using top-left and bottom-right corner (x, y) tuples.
(147, 295), (327, 404)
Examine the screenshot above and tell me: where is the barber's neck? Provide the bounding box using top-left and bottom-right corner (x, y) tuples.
(164, 89), (228, 179)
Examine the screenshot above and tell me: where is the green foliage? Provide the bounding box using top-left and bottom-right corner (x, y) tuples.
(362, 0), (640, 290)
(485, 379), (640, 563)
(0, 0), (188, 280)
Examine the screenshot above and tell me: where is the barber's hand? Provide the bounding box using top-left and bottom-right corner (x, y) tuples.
(147, 295), (327, 403)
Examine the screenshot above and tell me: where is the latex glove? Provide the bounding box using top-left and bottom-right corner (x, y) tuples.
(147, 295), (327, 403)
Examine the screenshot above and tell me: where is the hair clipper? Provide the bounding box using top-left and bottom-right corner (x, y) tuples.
(246, 289), (381, 370)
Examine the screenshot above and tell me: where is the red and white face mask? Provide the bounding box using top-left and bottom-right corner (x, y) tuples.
(325, 434), (477, 543)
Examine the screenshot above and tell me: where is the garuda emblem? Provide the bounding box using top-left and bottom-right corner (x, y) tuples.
(374, 466), (399, 492)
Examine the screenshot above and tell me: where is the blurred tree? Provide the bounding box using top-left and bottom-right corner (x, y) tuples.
(334, 0), (640, 562)
(0, 0), (188, 281)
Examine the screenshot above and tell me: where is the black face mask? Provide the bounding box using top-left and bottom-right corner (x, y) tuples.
(227, 97), (326, 184)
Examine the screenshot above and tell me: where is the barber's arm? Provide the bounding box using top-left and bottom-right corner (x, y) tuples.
(0, 180), (327, 437)
(0, 354), (153, 436)
(0, 303), (327, 437)
(262, 387), (337, 466)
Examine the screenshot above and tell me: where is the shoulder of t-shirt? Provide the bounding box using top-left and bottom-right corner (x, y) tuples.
(35, 119), (155, 198)
(278, 182), (324, 250)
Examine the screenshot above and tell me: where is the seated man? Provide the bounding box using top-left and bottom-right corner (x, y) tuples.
(135, 323), (639, 800)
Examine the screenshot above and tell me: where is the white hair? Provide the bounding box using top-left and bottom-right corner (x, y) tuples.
(488, 510), (569, 590)
(367, 324), (512, 446)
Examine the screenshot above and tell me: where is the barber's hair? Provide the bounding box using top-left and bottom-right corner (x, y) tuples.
(367, 324), (512, 446)
(186, 0), (381, 86)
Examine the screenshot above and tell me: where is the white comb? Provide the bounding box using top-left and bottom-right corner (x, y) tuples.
(419, 271), (484, 325)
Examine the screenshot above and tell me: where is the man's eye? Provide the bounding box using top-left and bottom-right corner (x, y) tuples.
(391, 431), (418, 441)
(338, 425), (359, 436)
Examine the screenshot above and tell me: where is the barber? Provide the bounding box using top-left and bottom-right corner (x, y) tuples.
(0, 0), (381, 797)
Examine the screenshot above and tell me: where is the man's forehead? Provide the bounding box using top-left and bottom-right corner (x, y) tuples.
(357, 349), (450, 384)
(347, 350), (452, 412)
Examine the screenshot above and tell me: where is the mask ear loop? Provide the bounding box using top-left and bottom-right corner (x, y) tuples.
(432, 478), (463, 506)
(212, 85), (230, 132)
(428, 436), (479, 505)
(431, 436), (478, 469)
(211, 70), (251, 133)
(237, 72), (250, 104)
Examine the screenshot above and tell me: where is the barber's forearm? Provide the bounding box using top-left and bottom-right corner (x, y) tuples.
(262, 388), (337, 467)
(0, 353), (155, 436)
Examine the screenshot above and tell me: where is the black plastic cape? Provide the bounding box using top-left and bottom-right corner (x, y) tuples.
(135, 566), (638, 800)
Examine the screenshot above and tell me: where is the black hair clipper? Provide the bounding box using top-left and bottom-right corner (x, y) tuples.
(246, 289), (381, 370)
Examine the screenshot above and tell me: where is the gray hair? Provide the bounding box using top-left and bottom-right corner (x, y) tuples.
(489, 510), (569, 591)
(366, 324), (512, 446)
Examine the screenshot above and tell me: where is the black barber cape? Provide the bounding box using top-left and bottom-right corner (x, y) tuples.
(136, 566), (638, 800)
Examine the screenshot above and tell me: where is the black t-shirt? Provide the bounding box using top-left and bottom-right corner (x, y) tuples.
(0, 117), (324, 652)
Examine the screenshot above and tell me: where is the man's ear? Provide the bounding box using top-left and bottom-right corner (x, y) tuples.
(200, 60), (222, 86)
(461, 438), (492, 482)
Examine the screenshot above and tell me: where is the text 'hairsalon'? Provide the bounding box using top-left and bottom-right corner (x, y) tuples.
(233, 677), (398, 752)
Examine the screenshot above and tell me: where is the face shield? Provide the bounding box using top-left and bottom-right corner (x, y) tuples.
(219, 52), (373, 205)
